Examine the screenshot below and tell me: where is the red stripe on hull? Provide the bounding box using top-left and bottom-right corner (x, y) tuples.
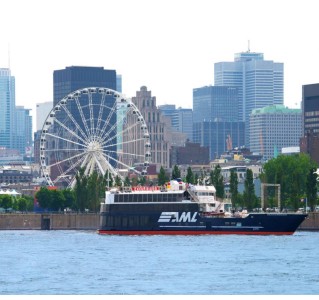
(98, 230), (294, 235)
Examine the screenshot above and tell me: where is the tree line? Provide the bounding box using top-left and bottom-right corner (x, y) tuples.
(0, 194), (34, 212)
(34, 153), (318, 213)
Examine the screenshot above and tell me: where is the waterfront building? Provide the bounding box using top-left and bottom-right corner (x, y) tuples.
(193, 86), (239, 123)
(193, 121), (245, 160)
(131, 86), (171, 170)
(300, 83), (319, 164)
(250, 105), (302, 161)
(214, 50), (284, 146)
(0, 68), (15, 150)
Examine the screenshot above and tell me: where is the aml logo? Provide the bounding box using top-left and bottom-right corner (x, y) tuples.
(158, 212), (198, 223)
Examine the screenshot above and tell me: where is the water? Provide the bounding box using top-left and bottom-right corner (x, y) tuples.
(0, 230), (318, 295)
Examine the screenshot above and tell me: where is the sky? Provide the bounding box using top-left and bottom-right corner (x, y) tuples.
(1, 0), (319, 130)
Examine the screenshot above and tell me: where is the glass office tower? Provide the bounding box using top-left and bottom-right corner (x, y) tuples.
(214, 51), (283, 146)
(0, 68), (15, 150)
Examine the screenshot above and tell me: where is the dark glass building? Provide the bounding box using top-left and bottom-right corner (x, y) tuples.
(193, 86), (239, 123)
(300, 83), (319, 164)
(193, 121), (245, 160)
(302, 83), (319, 135)
(53, 66), (116, 105)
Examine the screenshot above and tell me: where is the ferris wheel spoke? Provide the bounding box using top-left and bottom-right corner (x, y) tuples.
(96, 99), (118, 140)
(83, 155), (96, 176)
(100, 114), (138, 148)
(102, 152), (141, 174)
(52, 156), (85, 185)
(99, 153), (125, 178)
(44, 148), (83, 152)
(102, 148), (145, 159)
(45, 132), (87, 148)
(46, 151), (87, 169)
(100, 104), (136, 143)
(102, 137), (148, 153)
(74, 97), (91, 139)
(60, 103), (89, 140)
(88, 92), (95, 136)
(95, 92), (107, 136)
(95, 102), (115, 137)
(54, 118), (87, 145)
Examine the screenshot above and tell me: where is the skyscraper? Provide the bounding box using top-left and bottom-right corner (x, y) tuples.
(0, 68), (15, 150)
(15, 106), (32, 155)
(53, 66), (116, 105)
(193, 121), (245, 160)
(302, 83), (319, 135)
(193, 86), (239, 123)
(300, 83), (319, 164)
(214, 50), (284, 146)
(250, 105), (302, 160)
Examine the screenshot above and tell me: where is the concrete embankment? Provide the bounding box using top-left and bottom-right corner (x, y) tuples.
(0, 212), (319, 231)
(298, 212), (319, 231)
(0, 213), (99, 230)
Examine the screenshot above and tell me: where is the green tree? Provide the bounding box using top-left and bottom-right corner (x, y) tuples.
(0, 195), (13, 209)
(261, 153), (318, 210)
(306, 167), (318, 211)
(171, 165), (181, 180)
(62, 189), (76, 210)
(243, 169), (256, 211)
(158, 166), (168, 185)
(229, 169), (239, 208)
(51, 190), (65, 211)
(210, 165), (224, 198)
(114, 175), (122, 187)
(194, 173), (199, 185)
(17, 197), (28, 211)
(23, 195), (34, 211)
(87, 171), (100, 212)
(124, 176), (131, 187)
(185, 167), (195, 184)
(138, 176), (146, 186)
(35, 187), (52, 210)
(74, 168), (89, 211)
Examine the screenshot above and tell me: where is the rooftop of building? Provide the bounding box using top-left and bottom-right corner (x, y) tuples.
(251, 105), (301, 115)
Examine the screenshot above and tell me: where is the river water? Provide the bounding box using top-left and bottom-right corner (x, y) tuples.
(0, 230), (318, 295)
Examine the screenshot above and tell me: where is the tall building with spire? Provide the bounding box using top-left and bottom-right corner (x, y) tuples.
(214, 50), (284, 146)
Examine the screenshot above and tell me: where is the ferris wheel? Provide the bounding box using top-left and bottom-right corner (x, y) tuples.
(40, 87), (151, 188)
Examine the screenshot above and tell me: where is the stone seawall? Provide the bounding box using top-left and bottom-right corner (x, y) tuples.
(0, 213), (99, 230)
(1, 212), (319, 231)
(298, 212), (319, 231)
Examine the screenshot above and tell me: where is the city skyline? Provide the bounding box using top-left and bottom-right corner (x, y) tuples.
(1, 0), (319, 128)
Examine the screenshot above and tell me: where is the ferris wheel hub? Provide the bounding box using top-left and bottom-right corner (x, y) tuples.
(87, 141), (102, 153)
